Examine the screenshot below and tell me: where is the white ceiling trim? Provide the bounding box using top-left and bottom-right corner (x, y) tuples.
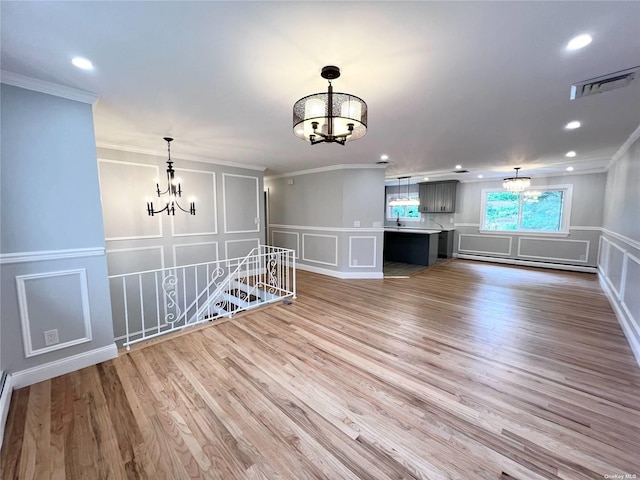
(455, 167), (608, 183)
(265, 163), (388, 180)
(607, 123), (640, 171)
(0, 70), (98, 105)
(95, 142), (266, 172)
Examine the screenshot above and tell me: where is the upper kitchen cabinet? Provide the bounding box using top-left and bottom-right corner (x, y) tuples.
(418, 180), (458, 213)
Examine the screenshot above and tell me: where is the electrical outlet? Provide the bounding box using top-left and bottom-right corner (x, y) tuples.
(44, 329), (59, 346)
(354, 220), (360, 228)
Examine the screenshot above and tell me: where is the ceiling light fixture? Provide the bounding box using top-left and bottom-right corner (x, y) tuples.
(565, 121), (581, 130)
(477, 174), (483, 178)
(146, 137), (196, 216)
(567, 34), (592, 51)
(389, 176), (419, 207)
(72, 57), (94, 70)
(503, 167), (531, 193)
(566, 166), (574, 171)
(293, 66), (367, 145)
(565, 151), (577, 157)
(455, 165), (462, 169)
(380, 154), (389, 161)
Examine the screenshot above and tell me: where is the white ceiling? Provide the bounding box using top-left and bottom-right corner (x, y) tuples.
(2, 1), (639, 181)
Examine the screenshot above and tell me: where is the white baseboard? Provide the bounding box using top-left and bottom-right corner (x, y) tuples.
(0, 372), (13, 452)
(599, 272), (640, 367)
(453, 253), (598, 273)
(296, 263), (384, 279)
(12, 343), (118, 389)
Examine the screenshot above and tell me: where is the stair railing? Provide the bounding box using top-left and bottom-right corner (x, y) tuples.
(108, 245), (296, 350)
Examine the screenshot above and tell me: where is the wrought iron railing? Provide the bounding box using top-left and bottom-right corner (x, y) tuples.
(108, 245), (296, 350)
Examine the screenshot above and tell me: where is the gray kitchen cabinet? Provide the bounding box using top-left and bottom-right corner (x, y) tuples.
(438, 230), (454, 258)
(418, 180), (458, 213)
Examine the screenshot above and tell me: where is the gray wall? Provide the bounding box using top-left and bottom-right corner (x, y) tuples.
(0, 84), (115, 373)
(265, 166), (386, 278)
(453, 172), (606, 268)
(600, 130), (640, 363)
(96, 147), (265, 343)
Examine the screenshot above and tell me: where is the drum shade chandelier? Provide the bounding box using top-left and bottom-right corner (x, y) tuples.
(293, 66), (367, 145)
(503, 167), (531, 193)
(146, 137), (196, 216)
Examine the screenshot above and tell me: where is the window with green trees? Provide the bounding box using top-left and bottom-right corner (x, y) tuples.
(481, 187), (570, 233)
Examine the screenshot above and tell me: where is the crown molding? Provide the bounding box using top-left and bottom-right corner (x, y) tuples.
(607, 123), (640, 171)
(95, 142), (266, 172)
(0, 70), (98, 105)
(265, 163), (387, 180)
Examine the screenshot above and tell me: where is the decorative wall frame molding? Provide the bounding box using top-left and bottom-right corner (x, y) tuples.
(348, 236), (377, 268)
(517, 237), (590, 263)
(222, 173), (260, 234)
(458, 234), (512, 256)
(106, 245), (165, 274)
(170, 169), (217, 237)
(302, 233), (339, 266)
(16, 269), (93, 358)
(224, 238), (260, 260)
(269, 223), (384, 233)
(0, 247), (105, 265)
(172, 241), (219, 267)
(271, 231), (300, 259)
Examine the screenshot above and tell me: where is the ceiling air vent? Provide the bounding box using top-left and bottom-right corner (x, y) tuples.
(570, 66), (639, 100)
(453, 169), (469, 173)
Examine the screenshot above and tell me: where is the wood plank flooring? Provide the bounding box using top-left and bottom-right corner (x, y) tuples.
(2, 259), (640, 479)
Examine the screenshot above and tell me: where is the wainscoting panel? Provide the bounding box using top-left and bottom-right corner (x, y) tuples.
(271, 231), (299, 259)
(106, 246), (165, 276)
(606, 241), (626, 300)
(16, 269), (92, 358)
(172, 241), (219, 267)
(302, 234), (339, 266)
(98, 160), (162, 241)
(517, 237), (589, 263)
(171, 169), (217, 237)
(622, 253), (640, 340)
(225, 238), (260, 260)
(458, 234), (512, 256)
(223, 174), (260, 234)
(349, 236), (376, 268)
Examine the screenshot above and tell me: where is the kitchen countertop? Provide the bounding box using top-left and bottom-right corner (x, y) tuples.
(384, 227), (441, 234)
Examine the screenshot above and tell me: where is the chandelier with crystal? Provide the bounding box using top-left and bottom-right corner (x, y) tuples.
(503, 167), (531, 193)
(146, 137), (196, 216)
(293, 66), (367, 145)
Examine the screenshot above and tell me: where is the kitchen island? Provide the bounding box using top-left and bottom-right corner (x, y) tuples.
(383, 228), (440, 266)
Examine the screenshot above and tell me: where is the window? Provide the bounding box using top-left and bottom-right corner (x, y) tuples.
(480, 185), (572, 234)
(386, 194), (420, 220)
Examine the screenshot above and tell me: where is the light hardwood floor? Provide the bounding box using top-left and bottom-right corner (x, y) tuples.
(2, 259), (640, 479)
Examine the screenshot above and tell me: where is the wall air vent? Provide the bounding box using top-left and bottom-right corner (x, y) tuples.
(453, 169), (469, 173)
(570, 66), (639, 100)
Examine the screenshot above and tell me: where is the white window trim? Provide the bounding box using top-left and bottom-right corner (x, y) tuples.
(479, 184), (573, 237)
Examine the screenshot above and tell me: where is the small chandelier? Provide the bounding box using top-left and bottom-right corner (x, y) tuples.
(503, 167), (531, 193)
(293, 65), (367, 145)
(388, 176), (420, 206)
(146, 137), (196, 216)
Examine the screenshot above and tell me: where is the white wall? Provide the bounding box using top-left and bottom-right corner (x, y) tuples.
(0, 83), (116, 383)
(453, 172), (606, 269)
(96, 146), (265, 345)
(599, 126), (640, 365)
(265, 165), (386, 279)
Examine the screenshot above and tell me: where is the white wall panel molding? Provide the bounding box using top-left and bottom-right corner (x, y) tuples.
(605, 241), (627, 301)
(602, 228), (640, 251)
(453, 223), (480, 228)
(224, 238), (260, 260)
(296, 263), (383, 279)
(517, 237), (590, 263)
(16, 269), (93, 358)
(170, 169), (217, 237)
(269, 223), (384, 233)
(0, 247), (105, 265)
(222, 173), (260, 234)
(454, 254), (598, 273)
(349, 236), (377, 268)
(172, 241), (219, 267)
(302, 234), (339, 266)
(11, 344), (118, 389)
(1, 70), (98, 104)
(98, 159), (163, 241)
(458, 234), (512, 256)
(106, 246), (165, 274)
(271, 231), (300, 259)
(598, 236), (610, 272)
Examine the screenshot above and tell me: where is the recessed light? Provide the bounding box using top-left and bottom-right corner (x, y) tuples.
(477, 174), (483, 178)
(566, 166), (574, 171)
(423, 177), (429, 181)
(72, 57), (94, 70)
(455, 165), (462, 169)
(565, 151), (576, 157)
(380, 154), (389, 161)
(567, 34), (592, 51)
(565, 121), (581, 130)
